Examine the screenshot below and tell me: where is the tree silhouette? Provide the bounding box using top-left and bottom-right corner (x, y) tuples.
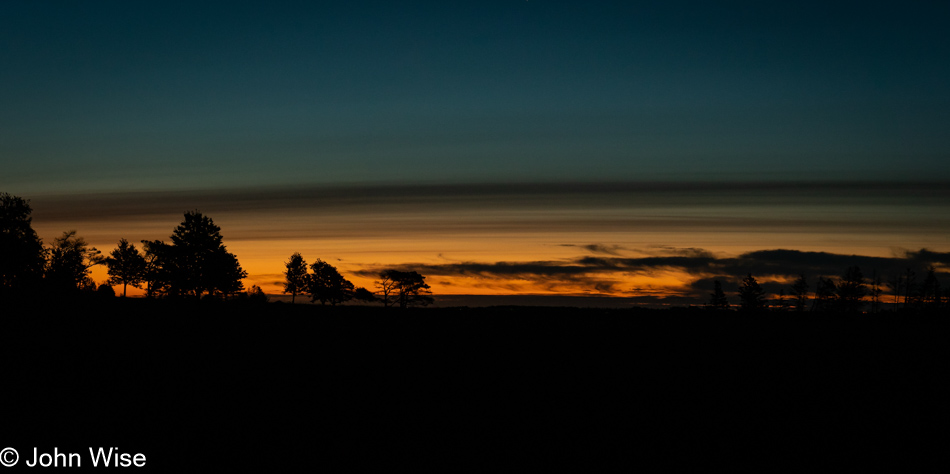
(376, 271), (399, 308)
(105, 238), (146, 297)
(207, 248), (247, 297)
(708, 280), (729, 310)
(902, 268), (917, 309)
(399, 271), (433, 308)
(737, 273), (765, 312)
(920, 267), (942, 310)
(96, 283), (116, 298)
(776, 288), (789, 312)
(870, 270), (883, 313)
(141, 239), (173, 298)
(791, 274), (809, 312)
(813, 276), (837, 312)
(308, 259), (354, 306)
(137, 213), (246, 299)
(352, 287), (377, 304)
(376, 270), (433, 309)
(283, 252), (308, 304)
(168, 211), (246, 299)
(888, 274), (903, 309)
(247, 285), (268, 303)
(46, 230), (105, 293)
(836, 266), (867, 313)
(0, 193), (45, 297)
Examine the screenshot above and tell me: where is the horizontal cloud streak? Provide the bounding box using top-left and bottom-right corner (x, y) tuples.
(25, 181), (950, 247)
(27, 180), (950, 221)
(353, 248), (950, 303)
(358, 250), (948, 279)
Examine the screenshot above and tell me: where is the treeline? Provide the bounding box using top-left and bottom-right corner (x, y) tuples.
(708, 266), (948, 313)
(3, 191), (947, 312)
(1, 193), (252, 301)
(282, 253), (433, 308)
(108, 211), (250, 300)
(1, 192), (433, 307)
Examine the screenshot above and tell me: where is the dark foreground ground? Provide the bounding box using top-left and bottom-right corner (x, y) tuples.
(2, 298), (948, 469)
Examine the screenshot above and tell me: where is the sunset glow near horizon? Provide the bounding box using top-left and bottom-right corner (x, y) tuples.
(23, 182), (950, 305)
(3, 1), (949, 306)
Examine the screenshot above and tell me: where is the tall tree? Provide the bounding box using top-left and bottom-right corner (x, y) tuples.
(737, 273), (766, 312)
(283, 252), (308, 304)
(791, 274), (809, 312)
(46, 230), (105, 293)
(708, 280), (729, 310)
(105, 238), (146, 297)
(0, 193), (45, 296)
(308, 259), (354, 306)
(836, 266), (867, 313)
(168, 211), (246, 298)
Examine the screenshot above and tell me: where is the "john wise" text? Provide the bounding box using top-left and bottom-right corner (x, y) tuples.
(24, 447), (146, 468)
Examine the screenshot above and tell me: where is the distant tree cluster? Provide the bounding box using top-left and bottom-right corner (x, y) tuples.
(136, 211), (248, 299)
(375, 269), (434, 308)
(708, 265), (949, 314)
(283, 253), (432, 308)
(283, 253), (377, 306)
(886, 267), (946, 312)
(98, 211), (249, 300)
(1, 193), (248, 302)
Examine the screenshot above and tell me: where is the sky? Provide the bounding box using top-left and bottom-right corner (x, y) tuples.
(2, 1), (949, 305)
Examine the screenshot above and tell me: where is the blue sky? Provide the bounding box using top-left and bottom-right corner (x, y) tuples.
(2, 0), (949, 194)
(4, 1), (950, 302)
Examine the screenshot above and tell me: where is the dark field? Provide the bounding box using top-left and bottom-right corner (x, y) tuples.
(2, 299), (948, 469)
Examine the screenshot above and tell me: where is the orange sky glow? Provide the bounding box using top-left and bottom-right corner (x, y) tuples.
(24, 182), (950, 304)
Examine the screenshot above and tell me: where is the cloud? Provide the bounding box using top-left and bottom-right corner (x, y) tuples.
(22, 180), (950, 251)
(644, 246), (717, 259)
(559, 244), (629, 256)
(905, 249), (950, 266)
(25, 180), (950, 223)
(356, 248), (950, 280)
(353, 247), (950, 304)
(354, 260), (597, 279)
